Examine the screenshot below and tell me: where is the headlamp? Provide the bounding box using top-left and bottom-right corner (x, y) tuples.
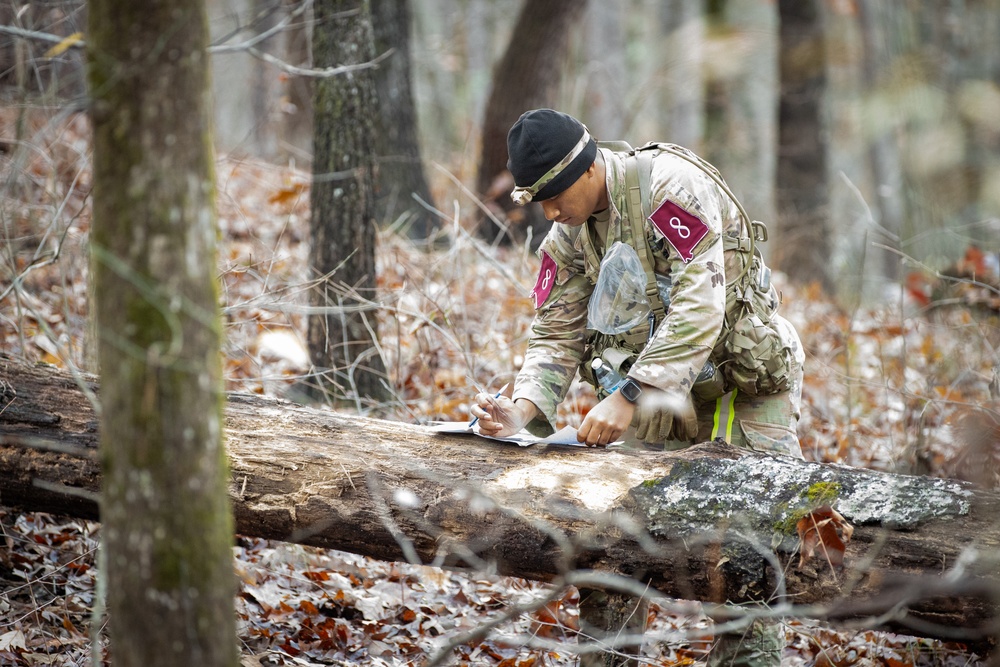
(511, 188), (533, 206)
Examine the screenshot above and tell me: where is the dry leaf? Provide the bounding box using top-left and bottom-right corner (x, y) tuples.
(0, 630), (25, 651)
(796, 505), (854, 569)
(267, 182), (308, 206)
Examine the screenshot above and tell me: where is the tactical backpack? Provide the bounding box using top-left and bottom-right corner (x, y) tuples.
(592, 140), (795, 399)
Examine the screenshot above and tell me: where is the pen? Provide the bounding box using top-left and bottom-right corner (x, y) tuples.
(468, 382), (510, 429)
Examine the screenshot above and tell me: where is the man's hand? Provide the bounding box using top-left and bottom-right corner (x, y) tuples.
(471, 389), (538, 438)
(634, 390), (697, 443)
(577, 391), (636, 447)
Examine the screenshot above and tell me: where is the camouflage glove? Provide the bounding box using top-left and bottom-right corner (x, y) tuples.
(668, 398), (698, 441)
(633, 391), (698, 444)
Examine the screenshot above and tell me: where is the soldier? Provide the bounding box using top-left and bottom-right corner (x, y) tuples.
(470, 109), (804, 667)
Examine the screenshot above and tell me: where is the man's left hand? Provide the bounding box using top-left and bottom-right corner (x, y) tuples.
(576, 390), (636, 446)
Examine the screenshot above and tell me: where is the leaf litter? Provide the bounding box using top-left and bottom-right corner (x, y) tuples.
(1, 110), (997, 665)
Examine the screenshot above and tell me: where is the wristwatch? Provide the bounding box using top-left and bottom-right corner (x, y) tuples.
(618, 378), (643, 404)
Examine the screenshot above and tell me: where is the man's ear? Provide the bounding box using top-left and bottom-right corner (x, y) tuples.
(588, 152), (606, 180)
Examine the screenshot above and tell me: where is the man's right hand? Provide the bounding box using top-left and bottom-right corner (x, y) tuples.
(471, 392), (537, 438)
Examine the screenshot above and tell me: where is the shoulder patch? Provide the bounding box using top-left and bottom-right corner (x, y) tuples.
(531, 251), (558, 309)
(649, 199), (710, 263)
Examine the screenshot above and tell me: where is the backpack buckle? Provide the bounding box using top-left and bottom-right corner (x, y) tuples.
(752, 220), (768, 242)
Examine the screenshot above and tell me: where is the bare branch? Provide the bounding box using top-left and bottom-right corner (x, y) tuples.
(0, 11), (393, 81)
(0, 24), (69, 46)
(239, 44), (393, 79)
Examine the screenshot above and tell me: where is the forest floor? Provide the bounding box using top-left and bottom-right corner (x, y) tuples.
(2, 111), (999, 665)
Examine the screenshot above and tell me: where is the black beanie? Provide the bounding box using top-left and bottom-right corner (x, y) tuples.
(506, 109), (597, 202)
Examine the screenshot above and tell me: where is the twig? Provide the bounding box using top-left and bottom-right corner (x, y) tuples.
(0, 15), (394, 81)
(241, 45), (393, 79)
(0, 434), (96, 460)
(32, 479), (99, 503)
(0, 24), (69, 45)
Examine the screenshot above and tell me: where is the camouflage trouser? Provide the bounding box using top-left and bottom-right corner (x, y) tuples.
(607, 321), (801, 667)
(620, 374), (803, 456)
(662, 316), (805, 458)
(708, 617), (783, 667)
(690, 382), (803, 457)
(666, 327), (800, 667)
(616, 315), (805, 456)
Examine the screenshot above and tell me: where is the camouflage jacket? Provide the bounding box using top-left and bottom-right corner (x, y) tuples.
(512, 145), (757, 430)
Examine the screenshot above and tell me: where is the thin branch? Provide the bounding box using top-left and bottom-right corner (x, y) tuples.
(240, 44), (393, 79)
(0, 17), (394, 81)
(872, 242), (1000, 300)
(0, 24), (68, 45)
(411, 192), (529, 297)
(33, 478), (100, 503)
(423, 579), (569, 667)
(209, 0), (313, 54)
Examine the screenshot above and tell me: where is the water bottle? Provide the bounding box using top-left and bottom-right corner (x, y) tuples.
(591, 357), (624, 394)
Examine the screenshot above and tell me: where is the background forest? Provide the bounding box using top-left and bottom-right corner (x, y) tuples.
(1, 0), (1000, 666)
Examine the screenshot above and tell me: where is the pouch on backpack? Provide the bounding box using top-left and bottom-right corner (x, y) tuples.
(587, 241), (651, 335)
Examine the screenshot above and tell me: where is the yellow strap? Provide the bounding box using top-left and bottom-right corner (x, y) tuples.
(712, 389), (738, 443)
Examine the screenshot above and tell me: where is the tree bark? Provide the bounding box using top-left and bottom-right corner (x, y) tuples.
(307, 0), (389, 404)
(1, 358), (998, 652)
(371, 0), (438, 239)
(86, 0), (238, 663)
(855, 0), (907, 292)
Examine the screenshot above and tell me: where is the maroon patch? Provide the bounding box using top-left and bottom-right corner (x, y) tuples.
(649, 199), (710, 262)
(531, 251), (558, 308)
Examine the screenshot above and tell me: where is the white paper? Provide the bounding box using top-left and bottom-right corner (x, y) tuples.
(426, 422), (617, 448)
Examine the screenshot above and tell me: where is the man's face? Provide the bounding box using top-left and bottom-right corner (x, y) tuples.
(539, 163), (602, 227)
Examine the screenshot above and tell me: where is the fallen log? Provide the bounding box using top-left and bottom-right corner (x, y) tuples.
(1, 356), (998, 651)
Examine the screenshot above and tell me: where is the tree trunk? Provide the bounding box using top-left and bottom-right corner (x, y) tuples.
(856, 1), (907, 293)
(657, 0), (705, 150)
(1, 358), (998, 652)
(475, 0), (587, 246)
(86, 0), (238, 664)
(775, 0), (832, 291)
(370, 0), (438, 239)
(581, 0), (626, 141)
(710, 0), (778, 232)
(307, 0), (389, 405)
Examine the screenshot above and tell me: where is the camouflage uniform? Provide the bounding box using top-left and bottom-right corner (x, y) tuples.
(513, 145), (804, 458)
(511, 145), (798, 667)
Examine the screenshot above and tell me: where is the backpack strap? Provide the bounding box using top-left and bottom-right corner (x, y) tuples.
(604, 140), (768, 325)
(647, 142), (764, 287)
(597, 140), (635, 153)
(622, 149), (665, 322)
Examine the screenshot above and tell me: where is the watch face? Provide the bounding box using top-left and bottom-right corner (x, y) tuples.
(620, 378), (641, 403)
